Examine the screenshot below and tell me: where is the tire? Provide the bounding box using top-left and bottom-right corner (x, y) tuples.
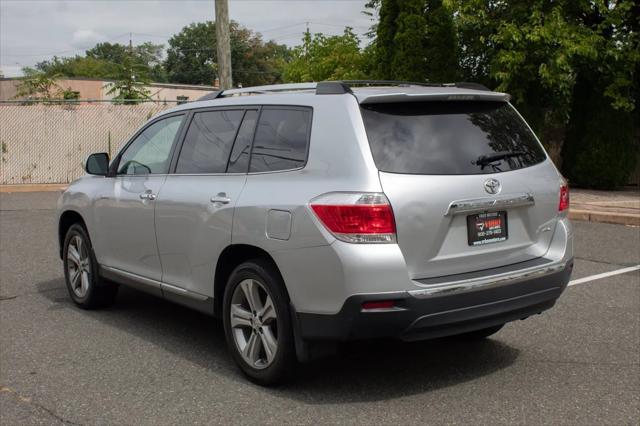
(455, 324), (504, 340)
(62, 223), (118, 309)
(222, 259), (296, 385)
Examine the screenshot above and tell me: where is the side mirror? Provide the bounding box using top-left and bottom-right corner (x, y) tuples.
(85, 153), (110, 175)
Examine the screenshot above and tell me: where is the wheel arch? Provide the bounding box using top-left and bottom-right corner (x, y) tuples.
(58, 210), (87, 259)
(213, 244), (288, 317)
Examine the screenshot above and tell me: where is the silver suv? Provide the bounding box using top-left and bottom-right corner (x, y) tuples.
(57, 81), (574, 384)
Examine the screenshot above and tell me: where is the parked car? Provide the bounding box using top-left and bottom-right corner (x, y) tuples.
(57, 81), (574, 385)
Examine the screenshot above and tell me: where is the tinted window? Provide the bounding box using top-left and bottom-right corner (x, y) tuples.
(227, 110), (258, 173)
(249, 108), (311, 173)
(361, 101), (546, 175)
(117, 115), (184, 175)
(176, 110), (244, 174)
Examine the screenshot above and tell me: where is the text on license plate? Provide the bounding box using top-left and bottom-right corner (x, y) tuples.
(467, 211), (508, 246)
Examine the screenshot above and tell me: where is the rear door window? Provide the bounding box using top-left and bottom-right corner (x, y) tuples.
(176, 109), (244, 174)
(249, 107), (311, 173)
(360, 101), (546, 175)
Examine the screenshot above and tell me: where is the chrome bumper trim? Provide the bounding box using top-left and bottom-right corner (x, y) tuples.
(408, 260), (568, 299)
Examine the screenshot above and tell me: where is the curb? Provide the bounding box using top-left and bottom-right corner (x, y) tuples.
(0, 184), (68, 193)
(569, 209), (640, 226)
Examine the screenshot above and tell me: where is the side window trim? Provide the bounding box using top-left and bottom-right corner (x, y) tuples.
(247, 105), (313, 175)
(168, 106), (259, 175)
(167, 110), (195, 174)
(227, 106), (262, 174)
(222, 109), (252, 173)
(245, 107), (263, 175)
(109, 112), (187, 177)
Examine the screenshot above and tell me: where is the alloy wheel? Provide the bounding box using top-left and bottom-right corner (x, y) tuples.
(230, 279), (278, 369)
(66, 235), (91, 298)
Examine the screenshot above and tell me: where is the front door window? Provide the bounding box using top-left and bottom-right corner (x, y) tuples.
(117, 115), (184, 175)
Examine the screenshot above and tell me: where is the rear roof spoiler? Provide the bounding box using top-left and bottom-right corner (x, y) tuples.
(358, 91), (510, 104)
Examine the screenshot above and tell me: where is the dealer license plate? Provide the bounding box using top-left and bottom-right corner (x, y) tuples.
(467, 211), (508, 246)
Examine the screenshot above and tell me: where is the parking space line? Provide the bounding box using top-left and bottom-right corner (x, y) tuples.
(569, 265), (640, 287)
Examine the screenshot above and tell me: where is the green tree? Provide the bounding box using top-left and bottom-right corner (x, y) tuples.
(13, 68), (62, 101)
(164, 21), (291, 86)
(375, 0), (459, 82)
(363, 0), (382, 39)
(390, 0), (429, 81)
(36, 55), (119, 79)
(562, 76), (636, 189)
(35, 42), (166, 82)
(422, 0), (459, 82)
(106, 54), (151, 103)
(451, 0), (638, 178)
(85, 42), (128, 63)
(559, 1), (639, 187)
(283, 28), (370, 82)
(130, 42), (167, 82)
(375, 0), (400, 79)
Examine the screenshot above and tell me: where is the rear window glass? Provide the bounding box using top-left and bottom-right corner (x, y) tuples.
(361, 101), (546, 175)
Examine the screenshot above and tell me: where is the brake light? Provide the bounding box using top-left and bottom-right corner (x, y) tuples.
(559, 184), (570, 212)
(310, 193), (396, 243)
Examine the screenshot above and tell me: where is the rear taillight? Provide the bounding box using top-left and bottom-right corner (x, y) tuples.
(310, 192), (396, 243)
(559, 184), (570, 212)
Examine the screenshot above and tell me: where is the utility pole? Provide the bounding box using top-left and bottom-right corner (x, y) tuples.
(128, 33), (134, 98)
(304, 22), (310, 59)
(215, 0), (232, 89)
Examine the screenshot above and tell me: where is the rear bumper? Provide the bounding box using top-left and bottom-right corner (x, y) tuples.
(294, 258), (573, 342)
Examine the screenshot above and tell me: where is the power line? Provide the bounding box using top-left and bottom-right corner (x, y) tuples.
(129, 32), (171, 39)
(270, 32), (307, 41)
(1, 32), (131, 58)
(14, 50), (282, 76)
(121, 24), (309, 42)
(255, 22), (307, 34)
(1, 21), (370, 59)
(308, 21), (370, 30)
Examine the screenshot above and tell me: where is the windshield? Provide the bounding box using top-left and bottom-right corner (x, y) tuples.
(360, 101), (547, 175)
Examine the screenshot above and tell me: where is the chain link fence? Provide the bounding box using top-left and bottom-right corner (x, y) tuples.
(0, 100), (180, 184)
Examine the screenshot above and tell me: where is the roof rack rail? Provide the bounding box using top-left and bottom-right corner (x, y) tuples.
(339, 80), (440, 87)
(315, 81), (352, 94)
(317, 80), (441, 94)
(198, 83), (318, 100)
(316, 80), (491, 94)
(198, 90), (223, 101)
(196, 80), (493, 101)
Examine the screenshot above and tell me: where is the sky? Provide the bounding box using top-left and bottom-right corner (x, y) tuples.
(0, 0), (374, 77)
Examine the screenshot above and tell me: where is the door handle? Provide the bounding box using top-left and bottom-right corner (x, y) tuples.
(210, 193), (231, 204)
(139, 192), (157, 201)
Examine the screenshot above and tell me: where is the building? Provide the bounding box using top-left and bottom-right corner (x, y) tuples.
(0, 77), (217, 103)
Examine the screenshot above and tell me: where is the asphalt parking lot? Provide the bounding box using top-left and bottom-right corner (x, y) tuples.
(1, 191), (638, 425)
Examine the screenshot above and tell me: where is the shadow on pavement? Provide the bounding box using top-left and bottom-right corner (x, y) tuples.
(37, 278), (520, 403)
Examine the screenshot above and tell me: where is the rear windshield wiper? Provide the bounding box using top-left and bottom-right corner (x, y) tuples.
(475, 151), (525, 167)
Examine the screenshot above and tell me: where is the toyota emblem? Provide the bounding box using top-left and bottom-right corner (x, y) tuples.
(484, 178), (501, 195)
